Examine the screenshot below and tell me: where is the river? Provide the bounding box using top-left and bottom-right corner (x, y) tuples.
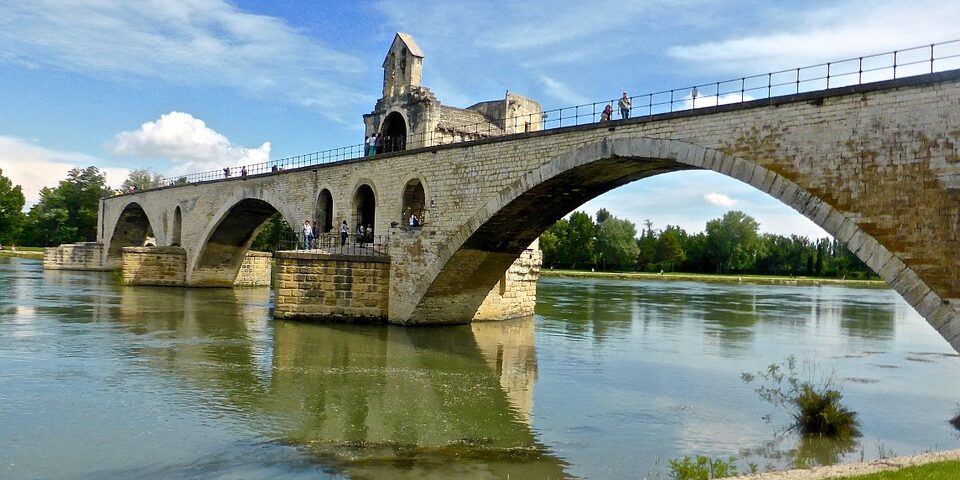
(1, 257), (958, 479)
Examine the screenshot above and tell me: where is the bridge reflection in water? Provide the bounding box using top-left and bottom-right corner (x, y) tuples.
(115, 286), (568, 479)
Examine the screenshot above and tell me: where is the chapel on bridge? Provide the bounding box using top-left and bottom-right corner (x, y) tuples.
(363, 33), (544, 153)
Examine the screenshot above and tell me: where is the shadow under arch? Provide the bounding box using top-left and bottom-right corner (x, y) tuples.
(190, 198), (282, 286)
(171, 206), (183, 246)
(105, 201), (156, 269)
(316, 189), (334, 233)
(406, 136), (958, 351)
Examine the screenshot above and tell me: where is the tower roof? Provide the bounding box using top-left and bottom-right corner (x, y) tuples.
(393, 32), (423, 57)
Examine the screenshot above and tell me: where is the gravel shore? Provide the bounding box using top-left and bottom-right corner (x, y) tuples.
(732, 449), (960, 479)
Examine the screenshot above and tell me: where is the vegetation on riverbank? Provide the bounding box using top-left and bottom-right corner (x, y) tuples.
(829, 460), (960, 479)
(540, 268), (886, 288)
(0, 246), (43, 259)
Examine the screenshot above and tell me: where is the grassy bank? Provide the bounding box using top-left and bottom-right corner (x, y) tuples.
(0, 246), (44, 259)
(540, 269), (887, 289)
(831, 459), (960, 478)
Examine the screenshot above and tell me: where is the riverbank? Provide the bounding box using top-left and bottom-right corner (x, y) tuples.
(540, 269), (887, 289)
(734, 449), (960, 479)
(0, 248), (43, 259)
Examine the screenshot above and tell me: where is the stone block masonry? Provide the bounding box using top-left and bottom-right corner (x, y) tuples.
(43, 242), (109, 271)
(473, 241), (542, 321)
(121, 246), (186, 286)
(234, 251), (273, 287)
(273, 251), (390, 322)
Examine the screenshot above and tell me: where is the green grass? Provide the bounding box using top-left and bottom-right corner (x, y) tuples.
(540, 268), (887, 288)
(827, 460), (960, 479)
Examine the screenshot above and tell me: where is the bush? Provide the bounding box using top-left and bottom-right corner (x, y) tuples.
(669, 455), (750, 479)
(742, 355), (859, 438)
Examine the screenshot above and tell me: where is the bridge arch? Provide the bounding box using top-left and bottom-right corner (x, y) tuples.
(316, 188), (334, 234)
(404, 136), (953, 348)
(171, 206), (183, 246)
(400, 174), (428, 226)
(189, 193), (297, 286)
(104, 200), (159, 268)
(380, 111), (407, 153)
(352, 181), (378, 236)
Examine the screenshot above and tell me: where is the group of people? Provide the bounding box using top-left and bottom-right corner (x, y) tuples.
(0, 243), (16, 252)
(302, 219), (376, 250)
(600, 91), (633, 123)
(364, 133), (405, 156)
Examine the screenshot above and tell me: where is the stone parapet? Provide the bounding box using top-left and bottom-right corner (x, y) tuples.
(121, 246), (186, 286)
(43, 242), (107, 271)
(274, 251), (390, 322)
(234, 250), (273, 287)
(474, 241), (542, 321)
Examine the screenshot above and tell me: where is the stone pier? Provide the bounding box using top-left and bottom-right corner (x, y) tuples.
(43, 242), (109, 271)
(273, 251), (391, 322)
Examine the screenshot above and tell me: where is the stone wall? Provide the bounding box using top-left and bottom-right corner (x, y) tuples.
(43, 242), (107, 270)
(274, 251), (390, 322)
(121, 246), (186, 286)
(474, 240), (542, 321)
(234, 251), (272, 287)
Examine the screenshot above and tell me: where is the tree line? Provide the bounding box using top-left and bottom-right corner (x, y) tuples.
(541, 209), (875, 279)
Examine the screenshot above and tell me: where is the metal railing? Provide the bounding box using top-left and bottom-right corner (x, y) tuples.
(147, 39), (960, 190)
(279, 232), (389, 256)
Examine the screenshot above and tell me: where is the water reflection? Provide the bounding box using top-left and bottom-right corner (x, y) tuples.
(112, 282), (567, 478)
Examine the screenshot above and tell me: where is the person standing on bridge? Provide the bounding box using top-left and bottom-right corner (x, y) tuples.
(600, 104), (613, 123)
(365, 135), (376, 156)
(619, 92), (632, 119)
(340, 220), (348, 246)
(302, 220), (313, 250)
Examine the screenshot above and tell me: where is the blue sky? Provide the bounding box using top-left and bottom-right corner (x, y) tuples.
(1, 0), (958, 239)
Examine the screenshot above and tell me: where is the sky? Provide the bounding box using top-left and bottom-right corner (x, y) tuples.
(1, 0), (959, 239)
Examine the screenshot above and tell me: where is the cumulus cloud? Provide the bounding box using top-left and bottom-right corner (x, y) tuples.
(0, 1), (368, 114)
(0, 136), (128, 209)
(667, 1), (960, 75)
(704, 192), (738, 207)
(111, 112), (270, 176)
(540, 75), (591, 106)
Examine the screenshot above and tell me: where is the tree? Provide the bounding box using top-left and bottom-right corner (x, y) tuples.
(705, 210), (760, 273)
(565, 211), (596, 269)
(656, 225), (686, 272)
(250, 215), (294, 252)
(22, 166), (110, 246)
(0, 168), (25, 243)
(121, 169), (164, 192)
(596, 215), (639, 271)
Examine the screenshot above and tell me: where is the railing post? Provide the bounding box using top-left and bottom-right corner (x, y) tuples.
(826, 62), (831, 88)
(715, 82), (720, 105)
(858, 57), (863, 84)
(796, 68), (800, 94)
(930, 44), (935, 73)
(893, 50), (898, 79)
(669, 89), (674, 112)
(767, 73), (772, 98)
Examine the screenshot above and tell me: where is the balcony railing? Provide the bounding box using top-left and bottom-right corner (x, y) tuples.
(141, 39), (960, 190)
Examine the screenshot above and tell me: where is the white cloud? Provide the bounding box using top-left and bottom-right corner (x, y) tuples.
(0, 0), (368, 113)
(111, 112), (270, 176)
(0, 136), (128, 209)
(540, 75), (591, 106)
(704, 192), (738, 207)
(667, 1), (960, 75)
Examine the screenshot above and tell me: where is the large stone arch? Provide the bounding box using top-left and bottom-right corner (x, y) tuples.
(399, 173), (429, 226)
(189, 193), (297, 286)
(103, 200), (161, 269)
(401, 136), (960, 351)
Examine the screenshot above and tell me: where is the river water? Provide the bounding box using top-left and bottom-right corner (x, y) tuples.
(2, 257), (959, 479)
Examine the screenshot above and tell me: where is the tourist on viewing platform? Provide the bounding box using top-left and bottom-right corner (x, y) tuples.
(409, 213), (419, 227)
(240, 166), (247, 177)
(365, 135), (376, 156)
(600, 104), (613, 123)
(619, 92), (632, 119)
(302, 220), (313, 250)
(223, 167), (230, 178)
(366, 224), (373, 244)
(340, 220), (348, 246)
(357, 224), (365, 247)
(375, 132), (384, 155)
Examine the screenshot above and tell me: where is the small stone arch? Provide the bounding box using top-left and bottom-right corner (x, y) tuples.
(105, 201), (155, 268)
(316, 189), (334, 233)
(171, 206), (183, 246)
(353, 183), (377, 237)
(380, 111), (407, 154)
(400, 176), (427, 227)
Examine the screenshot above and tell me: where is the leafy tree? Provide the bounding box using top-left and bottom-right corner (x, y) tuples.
(250, 215), (294, 252)
(0, 168), (25, 244)
(656, 225), (686, 272)
(541, 218), (568, 267)
(596, 215), (638, 271)
(565, 211), (596, 269)
(22, 166), (110, 246)
(120, 169), (164, 192)
(595, 208), (612, 225)
(705, 210), (760, 273)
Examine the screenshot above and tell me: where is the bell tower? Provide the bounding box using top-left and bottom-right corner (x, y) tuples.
(382, 33), (424, 98)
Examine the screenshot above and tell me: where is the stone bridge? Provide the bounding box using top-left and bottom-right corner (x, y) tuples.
(68, 70), (960, 351)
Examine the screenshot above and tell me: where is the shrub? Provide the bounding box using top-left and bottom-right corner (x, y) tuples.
(669, 455), (742, 480)
(742, 355), (859, 439)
